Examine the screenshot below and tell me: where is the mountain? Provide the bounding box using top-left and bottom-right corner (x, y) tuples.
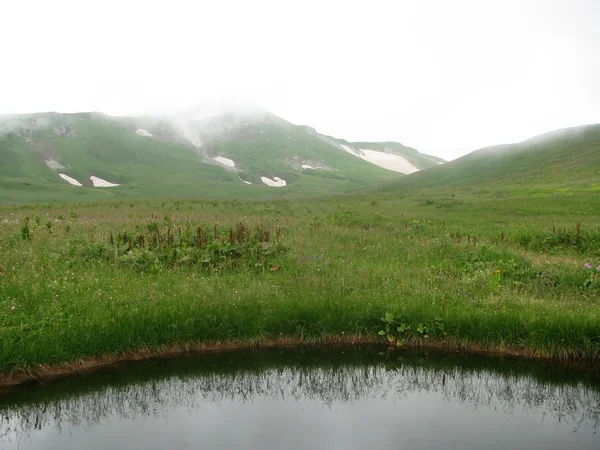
(312, 133), (444, 174)
(0, 110), (443, 203)
(381, 124), (600, 193)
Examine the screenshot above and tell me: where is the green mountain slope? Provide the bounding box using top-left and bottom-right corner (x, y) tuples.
(382, 124), (600, 193)
(0, 111), (441, 203)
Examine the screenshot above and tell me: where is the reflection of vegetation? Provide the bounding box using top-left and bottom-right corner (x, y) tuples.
(1, 347), (599, 442)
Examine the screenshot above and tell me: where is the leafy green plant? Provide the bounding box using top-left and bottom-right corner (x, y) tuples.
(378, 313), (411, 346)
(20, 216), (32, 240)
(434, 316), (447, 336)
(416, 322), (428, 336)
(378, 313), (448, 345)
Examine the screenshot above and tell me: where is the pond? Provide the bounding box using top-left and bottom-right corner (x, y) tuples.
(1, 346), (599, 449)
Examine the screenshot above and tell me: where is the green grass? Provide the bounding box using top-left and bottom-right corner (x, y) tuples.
(1, 187), (600, 373)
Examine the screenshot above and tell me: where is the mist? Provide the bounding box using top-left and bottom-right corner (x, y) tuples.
(1, 0), (600, 159)
(0, 114), (55, 138)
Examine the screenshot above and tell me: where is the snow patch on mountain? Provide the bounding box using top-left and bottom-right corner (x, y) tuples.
(136, 129), (153, 137)
(213, 156), (236, 167)
(340, 144), (358, 155)
(261, 176), (287, 187)
(59, 173), (82, 186)
(339, 143), (419, 174)
(359, 149), (419, 174)
(90, 176), (120, 187)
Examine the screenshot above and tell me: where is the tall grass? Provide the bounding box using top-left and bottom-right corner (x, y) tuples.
(1, 190), (600, 372)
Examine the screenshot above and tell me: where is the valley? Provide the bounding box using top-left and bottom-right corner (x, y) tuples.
(0, 116), (599, 384)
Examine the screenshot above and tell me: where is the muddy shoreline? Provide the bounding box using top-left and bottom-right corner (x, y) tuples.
(2, 336), (598, 392)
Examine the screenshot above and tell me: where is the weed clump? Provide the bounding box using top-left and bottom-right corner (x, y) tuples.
(20, 216), (32, 241)
(75, 221), (286, 273)
(512, 224), (600, 255)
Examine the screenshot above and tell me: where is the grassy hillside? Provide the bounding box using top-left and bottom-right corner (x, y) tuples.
(196, 113), (400, 190)
(1, 111), (447, 203)
(0, 113), (248, 203)
(382, 124), (600, 193)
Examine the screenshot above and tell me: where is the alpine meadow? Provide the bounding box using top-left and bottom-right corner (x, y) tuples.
(1, 112), (600, 383)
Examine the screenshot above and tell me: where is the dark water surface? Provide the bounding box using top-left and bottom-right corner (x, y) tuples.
(1, 346), (599, 449)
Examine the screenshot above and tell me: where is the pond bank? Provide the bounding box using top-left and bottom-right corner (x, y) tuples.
(2, 335), (597, 391)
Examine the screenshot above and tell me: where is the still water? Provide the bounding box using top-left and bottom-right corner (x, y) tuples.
(1, 347), (599, 449)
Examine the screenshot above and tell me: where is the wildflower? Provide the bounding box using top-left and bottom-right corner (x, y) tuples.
(585, 263), (592, 269)
(11, 306), (15, 310)
(597, 266), (600, 272)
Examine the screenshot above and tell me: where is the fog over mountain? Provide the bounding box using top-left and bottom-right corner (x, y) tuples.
(1, 0), (599, 160)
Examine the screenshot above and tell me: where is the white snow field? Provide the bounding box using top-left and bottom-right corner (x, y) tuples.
(59, 173), (82, 186)
(213, 156), (236, 167)
(358, 149), (419, 174)
(260, 176), (287, 187)
(90, 176), (120, 187)
(339, 143), (419, 174)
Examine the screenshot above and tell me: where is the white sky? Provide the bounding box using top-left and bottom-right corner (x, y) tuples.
(1, 0), (599, 159)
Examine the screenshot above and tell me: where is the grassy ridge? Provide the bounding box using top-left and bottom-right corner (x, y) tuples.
(383, 123), (600, 191)
(1, 188), (600, 372)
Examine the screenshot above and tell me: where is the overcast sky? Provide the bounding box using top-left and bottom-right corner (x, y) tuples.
(2, 0), (599, 159)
